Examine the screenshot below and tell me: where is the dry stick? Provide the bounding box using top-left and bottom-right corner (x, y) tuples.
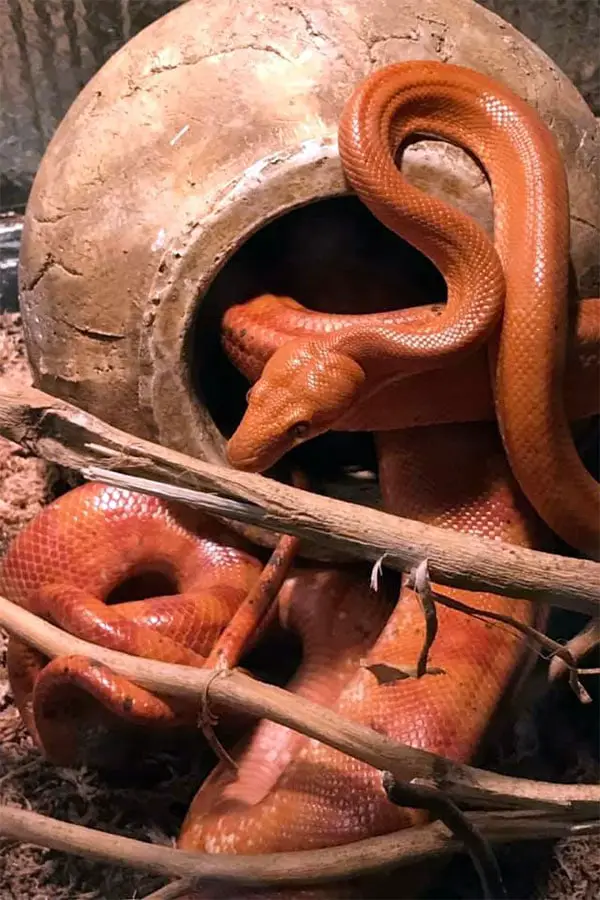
(0, 383), (598, 614)
(203, 533), (300, 673)
(1, 386), (596, 884)
(203, 470), (307, 673)
(408, 567), (439, 679)
(84, 465), (600, 618)
(409, 561), (597, 703)
(1, 597), (599, 815)
(548, 618), (600, 683)
(143, 881), (195, 900)
(89, 469), (600, 697)
(382, 774), (506, 900)
(143, 883), (192, 900)
(0, 760), (39, 788)
(0, 805), (596, 892)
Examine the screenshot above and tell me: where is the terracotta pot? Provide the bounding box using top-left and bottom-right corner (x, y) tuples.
(19, 0), (599, 550)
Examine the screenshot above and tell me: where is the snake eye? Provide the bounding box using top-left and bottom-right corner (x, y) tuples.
(245, 387), (254, 403)
(289, 421), (310, 440)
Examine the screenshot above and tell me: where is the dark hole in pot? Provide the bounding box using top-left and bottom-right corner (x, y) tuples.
(187, 195), (446, 479)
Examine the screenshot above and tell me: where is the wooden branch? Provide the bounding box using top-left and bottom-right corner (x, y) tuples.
(548, 618), (600, 682)
(143, 882), (194, 900)
(410, 561), (596, 704)
(0, 805), (597, 890)
(1, 596), (599, 816)
(0, 383), (597, 614)
(382, 774), (506, 900)
(409, 561), (439, 679)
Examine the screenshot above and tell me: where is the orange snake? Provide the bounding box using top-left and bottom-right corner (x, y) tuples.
(182, 61), (599, 896)
(0, 61), (598, 899)
(227, 61), (600, 561)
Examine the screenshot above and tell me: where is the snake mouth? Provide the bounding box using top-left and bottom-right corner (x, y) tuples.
(226, 438), (282, 474)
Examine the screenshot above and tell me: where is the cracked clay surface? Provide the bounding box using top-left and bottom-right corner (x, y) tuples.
(18, 0), (599, 463)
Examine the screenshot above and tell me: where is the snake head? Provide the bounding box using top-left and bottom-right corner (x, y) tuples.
(227, 339), (366, 472)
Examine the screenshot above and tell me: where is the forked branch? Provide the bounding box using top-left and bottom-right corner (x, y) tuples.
(409, 561), (598, 703)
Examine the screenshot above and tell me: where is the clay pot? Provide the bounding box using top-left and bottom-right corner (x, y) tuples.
(19, 0), (599, 545)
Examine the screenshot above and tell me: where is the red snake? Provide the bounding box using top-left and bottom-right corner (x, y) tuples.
(0, 483), (267, 766)
(1, 61), (598, 899)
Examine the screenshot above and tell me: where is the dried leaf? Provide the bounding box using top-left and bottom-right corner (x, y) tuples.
(363, 661), (445, 683)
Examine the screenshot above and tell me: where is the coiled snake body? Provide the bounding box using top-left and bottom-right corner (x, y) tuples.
(1, 61), (599, 899)
(1, 484), (264, 766)
(184, 61), (599, 894)
(227, 62), (600, 559)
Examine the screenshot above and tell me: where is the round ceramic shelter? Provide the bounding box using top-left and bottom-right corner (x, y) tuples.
(18, 0), (599, 546)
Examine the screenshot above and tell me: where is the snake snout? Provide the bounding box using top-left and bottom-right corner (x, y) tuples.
(227, 414), (293, 473)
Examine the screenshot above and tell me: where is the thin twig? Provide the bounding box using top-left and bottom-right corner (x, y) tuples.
(196, 669), (238, 773)
(1, 596), (599, 815)
(0, 383), (598, 613)
(383, 773), (506, 900)
(548, 618), (600, 683)
(0, 805), (597, 890)
(0, 760), (40, 788)
(411, 562), (596, 703)
(408, 561), (440, 678)
(198, 477), (302, 772)
(201, 536), (294, 672)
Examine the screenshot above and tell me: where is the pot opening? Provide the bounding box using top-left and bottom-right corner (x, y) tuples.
(187, 195), (445, 480)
